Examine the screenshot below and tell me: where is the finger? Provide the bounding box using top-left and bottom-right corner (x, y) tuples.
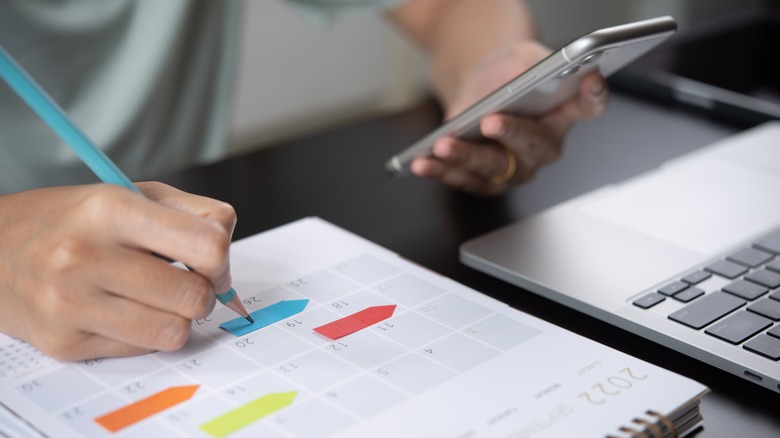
(411, 156), (506, 196)
(42, 333), (155, 362)
(422, 120), (536, 192)
(21, 295), (158, 361)
(27, 291), (168, 361)
(137, 182), (237, 236)
(103, 187), (232, 291)
(135, 182), (236, 293)
(482, 115), (561, 181)
(84, 292), (192, 352)
(430, 136), (510, 181)
(38, 230), (216, 320)
(93, 245), (216, 320)
(497, 116), (562, 165)
(544, 71), (608, 134)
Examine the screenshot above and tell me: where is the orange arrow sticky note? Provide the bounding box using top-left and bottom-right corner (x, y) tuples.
(95, 385), (199, 432)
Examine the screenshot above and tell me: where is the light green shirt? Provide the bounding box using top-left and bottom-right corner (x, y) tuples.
(0, 0), (399, 194)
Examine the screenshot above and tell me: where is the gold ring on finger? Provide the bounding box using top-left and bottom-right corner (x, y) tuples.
(490, 146), (517, 185)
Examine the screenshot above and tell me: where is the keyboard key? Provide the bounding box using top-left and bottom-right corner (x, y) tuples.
(744, 334), (780, 360)
(767, 260), (780, 273)
(658, 281), (688, 296)
(745, 269), (780, 289)
(754, 231), (780, 254)
(722, 280), (768, 300)
(705, 311), (772, 344)
(727, 247), (773, 267)
(747, 299), (780, 320)
(633, 293), (665, 309)
(673, 287), (704, 303)
(705, 260), (748, 279)
(770, 290), (780, 301)
(768, 324), (780, 339)
(669, 292), (745, 329)
(681, 271), (711, 285)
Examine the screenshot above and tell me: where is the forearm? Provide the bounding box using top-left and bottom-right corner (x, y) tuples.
(387, 0), (536, 109)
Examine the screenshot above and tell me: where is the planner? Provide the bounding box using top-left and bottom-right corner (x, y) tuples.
(0, 217), (708, 437)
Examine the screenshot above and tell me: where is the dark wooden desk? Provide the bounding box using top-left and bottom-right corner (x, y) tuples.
(161, 93), (779, 437)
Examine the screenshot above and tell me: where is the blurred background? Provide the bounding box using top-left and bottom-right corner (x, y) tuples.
(228, 0), (765, 155)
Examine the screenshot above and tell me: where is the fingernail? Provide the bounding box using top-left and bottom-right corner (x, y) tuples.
(437, 138), (461, 159)
(590, 78), (606, 98)
(484, 118), (505, 138)
(410, 159), (425, 175)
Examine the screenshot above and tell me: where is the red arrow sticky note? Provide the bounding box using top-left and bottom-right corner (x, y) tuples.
(314, 305), (396, 339)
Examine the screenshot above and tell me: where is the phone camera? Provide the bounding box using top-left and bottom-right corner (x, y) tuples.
(580, 50), (605, 65)
(556, 65), (580, 79)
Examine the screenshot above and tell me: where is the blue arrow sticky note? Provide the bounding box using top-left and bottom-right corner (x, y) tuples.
(220, 299), (309, 336)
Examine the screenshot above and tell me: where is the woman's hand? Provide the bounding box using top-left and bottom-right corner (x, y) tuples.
(0, 182), (236, 361)
(411, 41), (609, 196)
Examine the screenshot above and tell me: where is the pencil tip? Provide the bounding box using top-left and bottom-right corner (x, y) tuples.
(246, 315), (254, 324)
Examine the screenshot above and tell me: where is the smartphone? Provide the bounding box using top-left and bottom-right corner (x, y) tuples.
(385, 16), (678, 177)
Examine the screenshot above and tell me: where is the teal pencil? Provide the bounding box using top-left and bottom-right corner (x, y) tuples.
(0, 45), (253, 324)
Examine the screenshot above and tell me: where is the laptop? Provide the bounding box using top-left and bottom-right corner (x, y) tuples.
(460, 121), (780, 393)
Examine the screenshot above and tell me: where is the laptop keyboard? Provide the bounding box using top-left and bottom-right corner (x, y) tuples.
(633, 230), (780, 360)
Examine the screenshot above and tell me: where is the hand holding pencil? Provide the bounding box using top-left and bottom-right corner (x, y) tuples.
(0, 46), (251, 361)
(0, 183), (238, 361)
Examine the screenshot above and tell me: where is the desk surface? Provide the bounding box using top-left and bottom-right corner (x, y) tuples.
(161, 93), (779, 437)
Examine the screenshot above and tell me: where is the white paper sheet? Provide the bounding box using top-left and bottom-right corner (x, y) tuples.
(0, 217), (707, 437)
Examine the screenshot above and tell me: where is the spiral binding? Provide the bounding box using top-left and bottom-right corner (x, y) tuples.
(606, 409), (677, 438)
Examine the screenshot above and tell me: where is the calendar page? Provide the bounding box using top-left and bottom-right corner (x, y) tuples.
(0, 218), (707, 437)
